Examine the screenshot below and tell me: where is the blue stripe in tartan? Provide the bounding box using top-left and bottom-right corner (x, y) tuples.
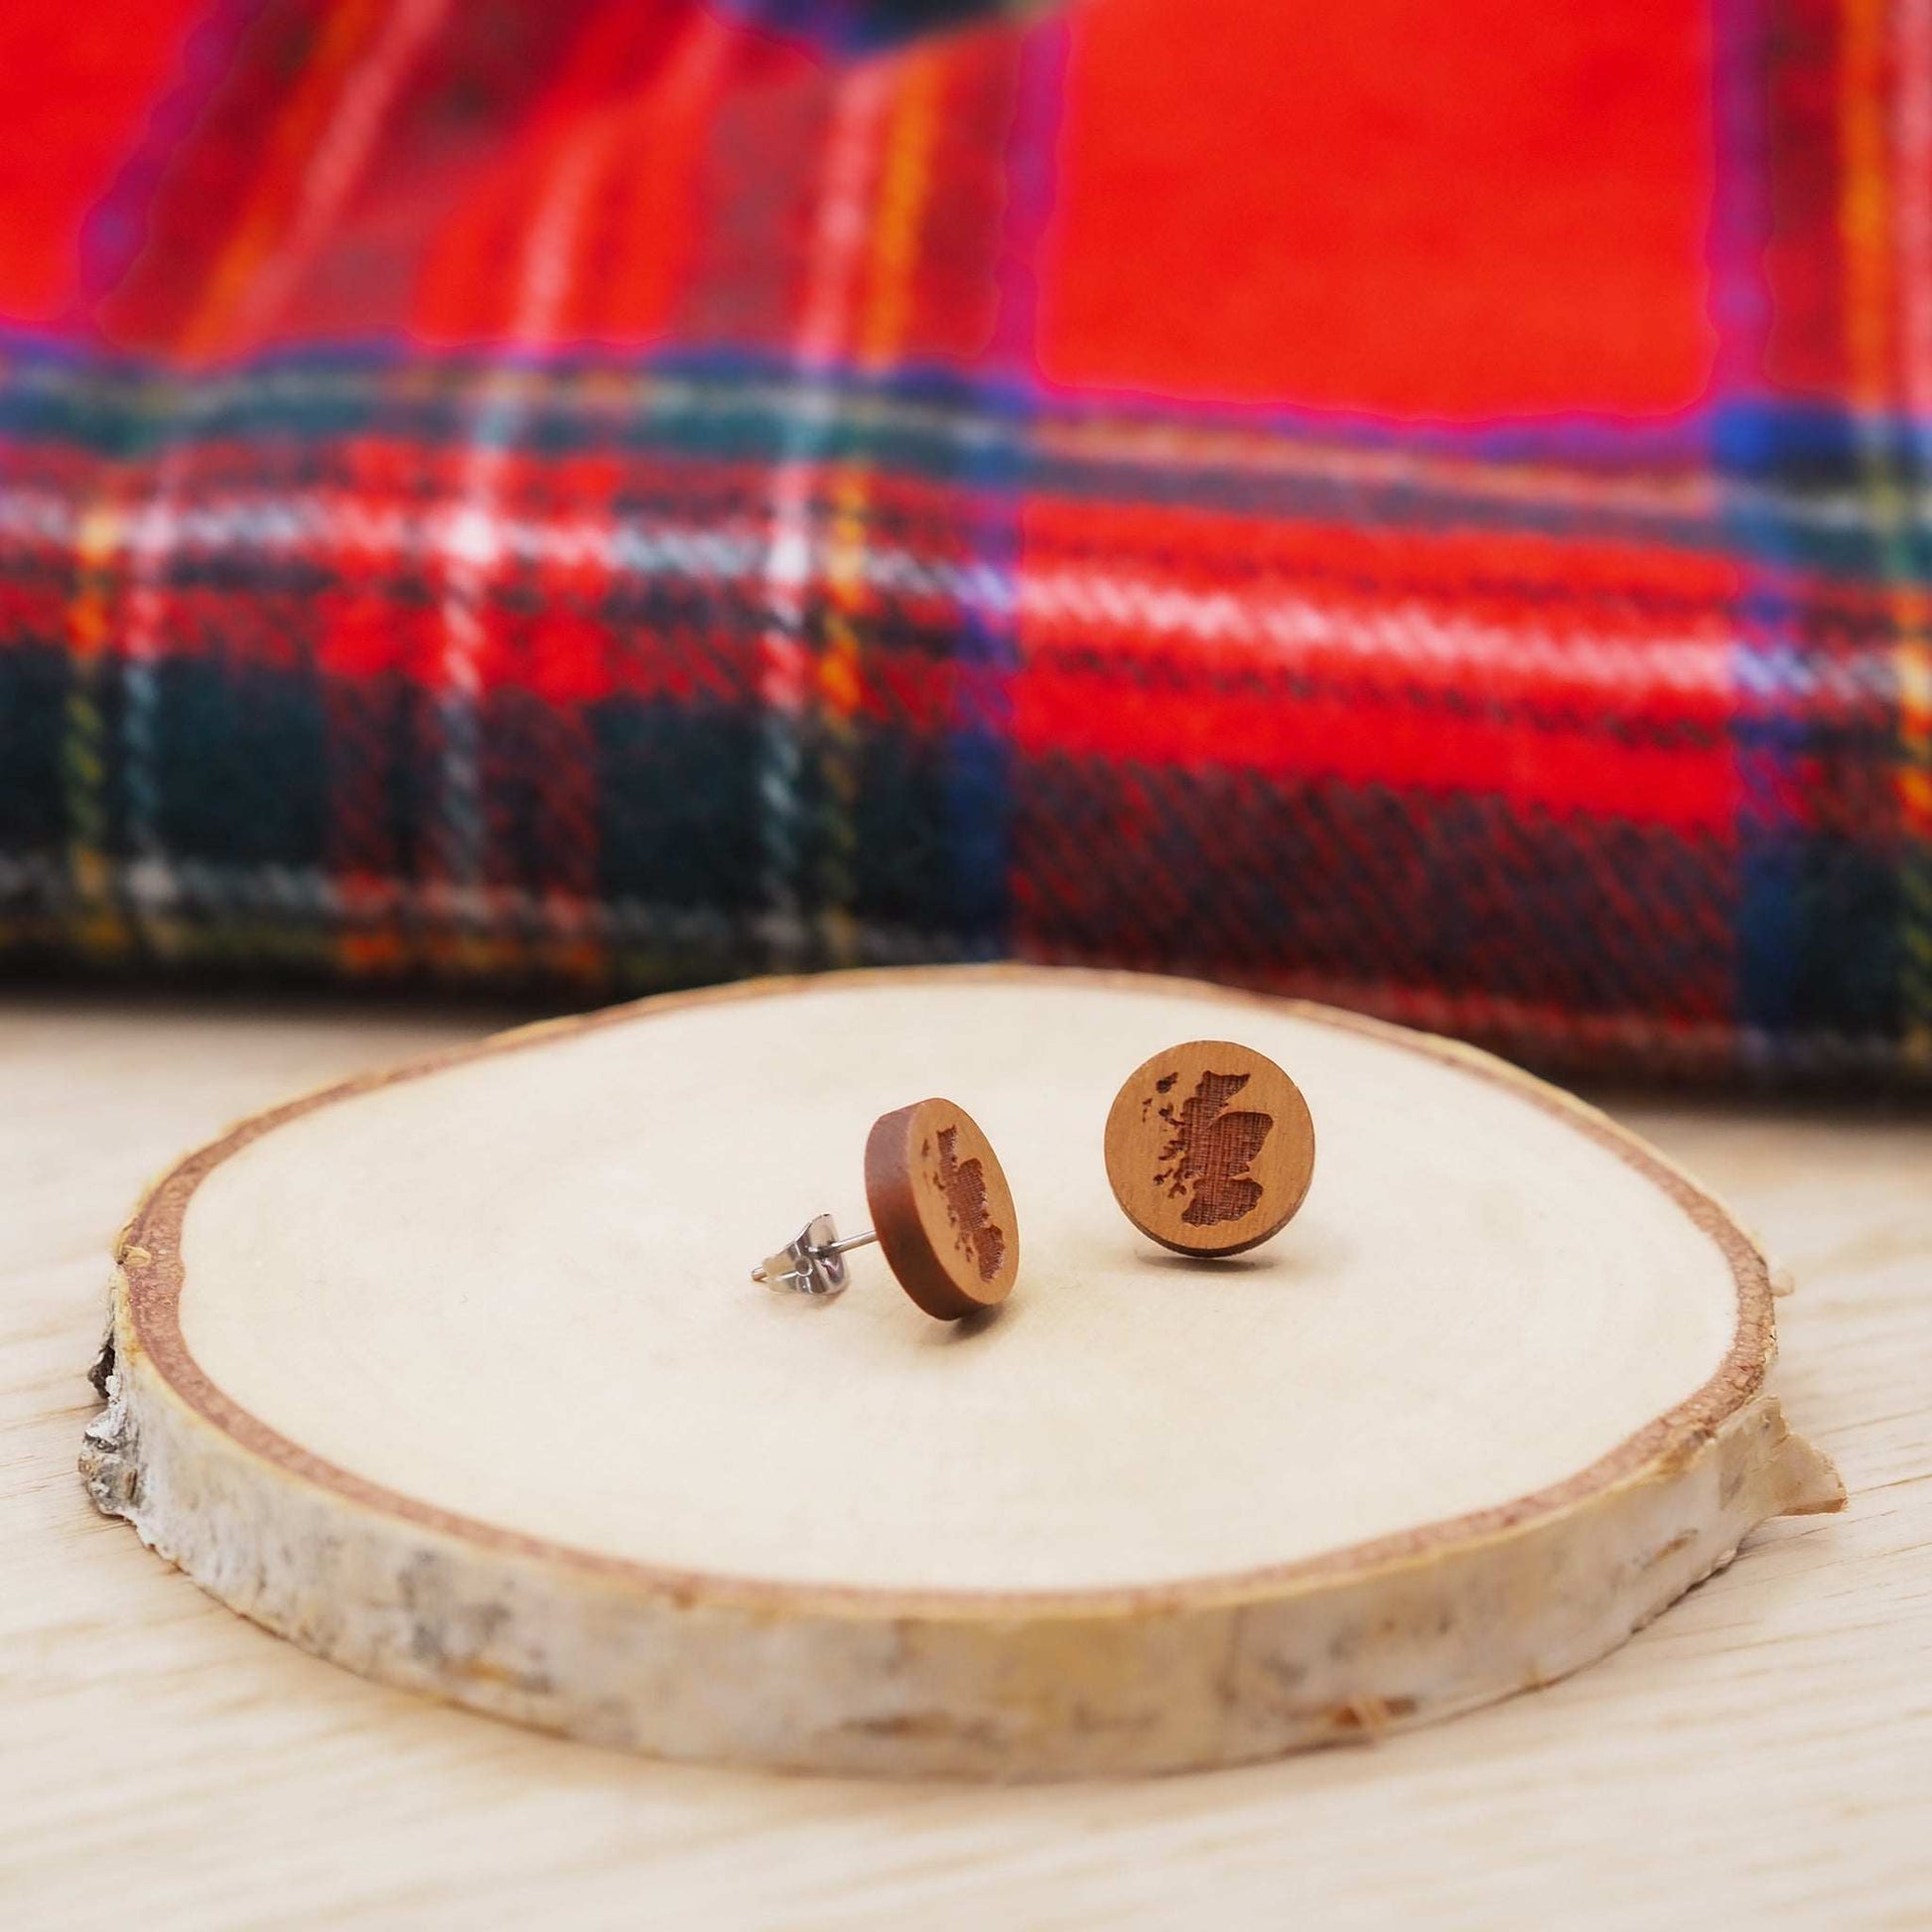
(9, 338), (1931, 594)
(1718, 391), (1810, 1060)
(942, 381), (1026, 958)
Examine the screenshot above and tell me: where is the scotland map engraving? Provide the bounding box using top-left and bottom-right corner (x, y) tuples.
(1149, 1069), (1276, 1227)
(923, 1125), (1007, 1282)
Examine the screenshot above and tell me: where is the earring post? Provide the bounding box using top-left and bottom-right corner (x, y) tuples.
(752, 1214), (874, 1297)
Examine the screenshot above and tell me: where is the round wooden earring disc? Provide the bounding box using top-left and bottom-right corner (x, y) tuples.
(864, 1098), (1021, 1319)
(1104, 1039), (1316, 1257)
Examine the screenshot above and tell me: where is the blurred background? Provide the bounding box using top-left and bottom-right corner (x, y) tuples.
(0, 0), (1926, 1085)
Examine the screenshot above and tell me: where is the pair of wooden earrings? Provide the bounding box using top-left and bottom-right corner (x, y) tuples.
(753, 1040), (1316, 1322)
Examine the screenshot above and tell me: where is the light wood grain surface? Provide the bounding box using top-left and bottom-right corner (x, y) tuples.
(3, 991), (1928, 1929)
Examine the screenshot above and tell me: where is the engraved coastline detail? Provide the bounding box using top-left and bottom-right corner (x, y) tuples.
(1147, 1069), (1276, 1227)
(922, 1126), (1007, 1283)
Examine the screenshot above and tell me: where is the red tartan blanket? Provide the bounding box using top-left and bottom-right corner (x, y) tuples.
(1, 0), (1927, 1083)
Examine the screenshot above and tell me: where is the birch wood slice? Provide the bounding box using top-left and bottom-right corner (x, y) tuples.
(81, 967), (1843, 1780)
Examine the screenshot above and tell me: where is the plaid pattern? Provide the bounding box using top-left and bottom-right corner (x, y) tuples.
(0, 0), (1928, 1083)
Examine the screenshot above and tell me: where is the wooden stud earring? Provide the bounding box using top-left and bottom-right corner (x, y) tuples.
(753, 1099), (1020, 1320)
(1104, 1040), (1315, 1257)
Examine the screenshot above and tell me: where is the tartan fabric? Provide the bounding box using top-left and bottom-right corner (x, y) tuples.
(0, 0), (1928, 1083)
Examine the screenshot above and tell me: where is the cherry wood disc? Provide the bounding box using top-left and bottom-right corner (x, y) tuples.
(864, 1099), (1020, 1319)
(1104, 1039), (1316, 1256)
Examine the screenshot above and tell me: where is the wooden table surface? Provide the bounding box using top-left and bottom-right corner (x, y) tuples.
(3, 992), (1927, 1930)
